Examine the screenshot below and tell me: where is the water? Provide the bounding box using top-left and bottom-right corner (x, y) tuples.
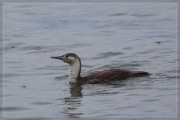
(2, 3), (177, 119)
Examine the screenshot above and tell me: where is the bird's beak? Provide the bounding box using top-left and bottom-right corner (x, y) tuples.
(51, 55), (64, 60)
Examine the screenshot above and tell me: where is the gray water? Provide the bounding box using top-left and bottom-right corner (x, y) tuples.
(2, 3), (177, 119)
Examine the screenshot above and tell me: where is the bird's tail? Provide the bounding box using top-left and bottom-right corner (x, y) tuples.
(131, 71), (151, 77)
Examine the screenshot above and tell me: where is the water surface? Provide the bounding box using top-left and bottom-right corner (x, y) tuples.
(2, 3), (177, 119)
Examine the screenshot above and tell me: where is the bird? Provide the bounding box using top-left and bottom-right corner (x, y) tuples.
(51, 53), (151, 84)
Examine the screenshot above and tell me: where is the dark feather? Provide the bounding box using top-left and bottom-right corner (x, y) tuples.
(78, 69), (151, 84)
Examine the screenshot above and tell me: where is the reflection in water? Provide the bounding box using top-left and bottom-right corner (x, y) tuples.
(69, 84), (83, 97)
(63, 84), (83, 118)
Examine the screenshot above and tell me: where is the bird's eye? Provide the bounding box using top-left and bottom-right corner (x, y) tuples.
(65, 55), (68, 58)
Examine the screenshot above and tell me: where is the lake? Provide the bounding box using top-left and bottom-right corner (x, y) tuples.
(2, 3), (177, 119)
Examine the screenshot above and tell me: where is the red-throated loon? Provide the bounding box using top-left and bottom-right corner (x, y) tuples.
(51, 53), (151, 84)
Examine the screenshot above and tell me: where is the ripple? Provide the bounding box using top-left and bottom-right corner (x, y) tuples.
(11, 34), (29, 38)
(54, 75), (67, 81)
(15, 4), (33, 8)
(4, 42), (24, 51)
(24, 12), (38, 15)
(127, 93), (148, 97)
(119, 63), (142, 68)
(131, 13), (155, 17)
(20, 46), (43, 51)
(108, 13), (127, 16)
(66, 43), (93, 48)
(137, 49), (158, 55)
(122, 47), (133, 50)
(81, 64), (94, 68)
(3, 73), (21, 78)
(1, 107), (29, 112)
(4, 61), (21, 64)
(93, 52), (123, 59)
(5, 117), (51, 120)
(31, 102), (53, 105)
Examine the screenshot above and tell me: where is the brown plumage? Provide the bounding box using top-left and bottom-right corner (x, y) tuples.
(78, 69), (150, 84)
(51, 53), (151, 84)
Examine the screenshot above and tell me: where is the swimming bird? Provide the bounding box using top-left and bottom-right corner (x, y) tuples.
(51, 53), (151, 84)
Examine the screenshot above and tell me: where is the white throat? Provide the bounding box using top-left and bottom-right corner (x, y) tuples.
(69, 59), (81, 83)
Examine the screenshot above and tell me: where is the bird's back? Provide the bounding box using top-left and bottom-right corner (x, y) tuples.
(79, 69), (150, 84)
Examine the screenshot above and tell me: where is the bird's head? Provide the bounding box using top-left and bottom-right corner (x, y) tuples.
(51, 53), (80, 65)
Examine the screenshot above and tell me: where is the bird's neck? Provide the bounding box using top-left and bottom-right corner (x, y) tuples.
(69, 59), (81, 83)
